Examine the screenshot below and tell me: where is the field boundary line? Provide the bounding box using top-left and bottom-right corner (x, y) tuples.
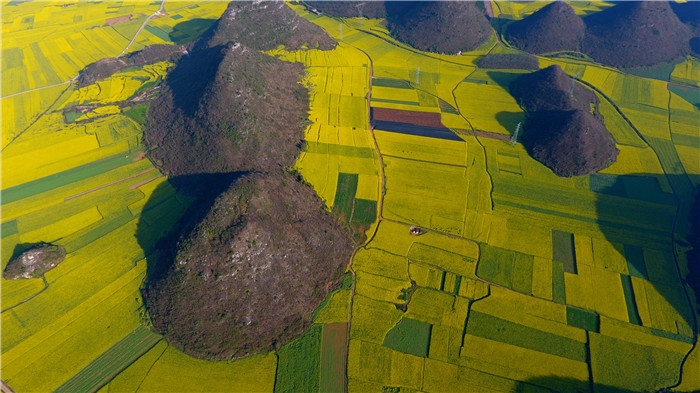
(64, 167), (156, 201)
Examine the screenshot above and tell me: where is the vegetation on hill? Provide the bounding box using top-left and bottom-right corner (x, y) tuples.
(510, 65), (618, 177)
(205, 2), (336, 51)
(505, 1), (694, 68)
(141, 1), (354, 361)
(385, 1), (492, 54)
(3, 243), (66, 280)
(582, 1), (693, 68)
(143, 173), (352, 360)
(505, 2), (585, 55)
(78, 44), (185, 87)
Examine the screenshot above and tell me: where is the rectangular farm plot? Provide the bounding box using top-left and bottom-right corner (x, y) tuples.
(320, 322), (348, 393)
(382, 156), (469, 234)
(465, 310), (587, 362)
(476, 244), (534, 294)
(383, 317), (432, 358)
(375, 129), (467, 167)
(496, 150), (522, 175)
(408, 243), (477, 278)
(275, 324), (322, 393)
(371, 107), (444, 128)
(371, 112), (463, 141)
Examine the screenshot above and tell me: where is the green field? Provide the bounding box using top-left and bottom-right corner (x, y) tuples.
(383, 317), (432, 358)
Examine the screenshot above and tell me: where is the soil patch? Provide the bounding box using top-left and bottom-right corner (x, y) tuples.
(104, 14), (132, 26)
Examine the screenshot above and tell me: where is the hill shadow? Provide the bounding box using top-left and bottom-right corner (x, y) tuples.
(159, 43), (228, 118)
(517, 376), (641, 393)
(486, 70), (527, 91)
(494, 110), (525, 136)
(135, 172), (243, 284)
(592, 172), (697, 336)
(168, 18), (219, 45)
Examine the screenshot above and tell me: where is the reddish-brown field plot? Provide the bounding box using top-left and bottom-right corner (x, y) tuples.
(371, 107), (445, 128)
(320, 322), (348, 393)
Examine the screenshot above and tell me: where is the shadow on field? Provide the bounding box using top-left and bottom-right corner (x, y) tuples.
(168, 18), (219, 45)
(135, 172), (243, 284)
(486, 70), (526, 90)
(517, 376), (637, 393)
(494, 111), (525, 136)
(592, 172), (697, 332)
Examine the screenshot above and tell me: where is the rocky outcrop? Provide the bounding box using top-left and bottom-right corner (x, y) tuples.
(3, 243), (66, 280)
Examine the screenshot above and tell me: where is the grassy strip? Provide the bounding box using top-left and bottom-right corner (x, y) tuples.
(53, 325), (161, 393)
(275, 324), (322, 393)
(331, 173), (358, 224)
(371, 98), (421, 106)
(511, 254), (533, 295)
(1, 219), (18, 238)
(466, 311), (586, 362)
(320, 323), (348, 393)
(372, 77), (412, 89)
(383, 317), (432, 358)
(62, 210), (135, 253)
(2, 151), (142, 205)
(623, 245), (648, 280)
(620, 274), (642, 326)
(671, 132), (700, 149)
(552, 260), (566, 304)
(304, 142), (375, 159)
(552, 230), (576, 274)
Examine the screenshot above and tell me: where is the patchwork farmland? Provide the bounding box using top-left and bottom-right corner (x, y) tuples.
(2, 2), (699, 393)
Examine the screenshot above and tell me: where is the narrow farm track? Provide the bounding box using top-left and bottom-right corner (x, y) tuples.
(64, 167), (156, 201)
(1, 76), (76, 99)
(2, 82), (75, 152)
(117, 0), (166, 58)
(0, 380), (17, 393)
(1, 276), (49, 313)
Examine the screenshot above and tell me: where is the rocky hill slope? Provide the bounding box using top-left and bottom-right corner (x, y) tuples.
(141, 2), (354, 361)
